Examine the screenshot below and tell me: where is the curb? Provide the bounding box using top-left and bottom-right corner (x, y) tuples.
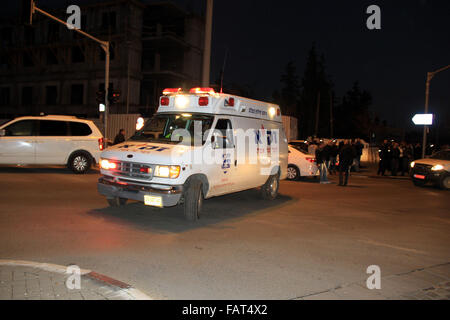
(0, 259), (152, 300)
(367, 175), (410, 180)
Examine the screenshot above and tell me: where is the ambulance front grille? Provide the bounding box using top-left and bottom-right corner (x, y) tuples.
(110, 161), (154, 180)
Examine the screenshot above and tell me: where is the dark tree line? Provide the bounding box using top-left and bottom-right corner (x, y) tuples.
(272, 44), (376, 140)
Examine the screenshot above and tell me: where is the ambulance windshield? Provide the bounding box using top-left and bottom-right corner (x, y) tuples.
(130, 113), (214, 145)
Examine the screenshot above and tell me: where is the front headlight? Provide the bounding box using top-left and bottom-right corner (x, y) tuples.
(100, 159), (117, 170)
(154, 165), (180, 178)
(410, 161), (415, 168)
(431, 164), (444, 171)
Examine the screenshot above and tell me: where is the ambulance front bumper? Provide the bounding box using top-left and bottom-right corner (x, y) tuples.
(97, 176), (183, 207)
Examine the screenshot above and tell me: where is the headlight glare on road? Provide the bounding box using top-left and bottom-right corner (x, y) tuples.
(410, 161), (415, 168)
(431, 164), (444, 171)
(154, 165), (180, 178)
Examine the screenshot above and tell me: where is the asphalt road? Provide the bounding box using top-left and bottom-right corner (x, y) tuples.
(0, 165), (449, 299)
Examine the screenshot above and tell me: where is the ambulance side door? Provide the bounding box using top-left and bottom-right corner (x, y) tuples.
(206, 117), (238, 196)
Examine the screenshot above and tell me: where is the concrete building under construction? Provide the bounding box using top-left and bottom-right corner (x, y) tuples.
(0, 0), (206, 118)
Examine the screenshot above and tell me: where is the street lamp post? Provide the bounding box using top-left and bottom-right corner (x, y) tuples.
(104, 44), (110, 142)
(422, 64), (450, 158)
(29, 1), (111, 140)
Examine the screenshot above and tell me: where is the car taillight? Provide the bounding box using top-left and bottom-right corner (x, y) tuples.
(160, 97), (170, 106)
(306, 157), (316, 163)
(198, 96), (209, 106)
(98, 138), (104, 151)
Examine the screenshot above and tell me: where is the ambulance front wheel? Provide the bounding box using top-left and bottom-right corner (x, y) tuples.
(261, 173), (280, 200)
(183, 179), (204, 221)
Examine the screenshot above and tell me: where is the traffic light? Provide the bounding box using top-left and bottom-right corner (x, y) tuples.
(21, 0), (35, 25)
(96, 90), (105, 104)
(108, 90), (121, 104)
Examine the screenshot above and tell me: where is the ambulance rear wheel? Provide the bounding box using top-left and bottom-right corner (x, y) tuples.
(107, 197), (127, 207)
(184, 179), (203, 221)
(261, 173), (279, 200)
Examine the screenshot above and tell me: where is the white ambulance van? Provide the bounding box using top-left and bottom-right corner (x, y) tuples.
(97, 87), (288, 220)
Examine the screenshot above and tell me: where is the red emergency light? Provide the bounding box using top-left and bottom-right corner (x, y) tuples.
(162, 88), (182, 95)
(189, 87), (216, 95)
(224, 97), (235, 107)
(198, 97), (209, 106)
(160, 97), (170, 106)
(139, 167), (151, 174)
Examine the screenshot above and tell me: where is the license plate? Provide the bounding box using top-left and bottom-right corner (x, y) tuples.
(414, 174), (426, 180)
(144, 195), (163, 207)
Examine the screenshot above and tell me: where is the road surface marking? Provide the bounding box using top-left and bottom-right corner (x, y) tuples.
(358, 239), (427, 255)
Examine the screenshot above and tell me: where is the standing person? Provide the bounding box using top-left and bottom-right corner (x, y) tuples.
(113, 129), (126, 145)
(385, 140), (393, 173)
(316, 142), (330, 184)
(338, 140), (356, 186)
(377, 140), (388, 176)
(338, 140), (345, 154)
(414, 143), (422, 160)
(390, 142), (400, 176)
(328, 140), (338, 175)
(402, 143), (414, 176)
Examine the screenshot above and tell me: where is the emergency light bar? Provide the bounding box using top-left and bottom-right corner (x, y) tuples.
(189, 87), (216, 95)
(162, 88), (182, 95)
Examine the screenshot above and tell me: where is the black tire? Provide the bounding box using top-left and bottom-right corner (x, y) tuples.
(261, 173), (280, 200)
(68, 151), (92, 174)
(183, 179), (203, 221)
(287, 164), (300, 181)
(412, 179), (426, 187)
(106, 197), (128, 207)
(438, 175), (450, 190)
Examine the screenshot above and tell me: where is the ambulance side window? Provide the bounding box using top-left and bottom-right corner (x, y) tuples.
(213, 119), (234, 149)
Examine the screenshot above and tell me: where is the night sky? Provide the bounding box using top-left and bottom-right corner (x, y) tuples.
(3, 0), (449, 131)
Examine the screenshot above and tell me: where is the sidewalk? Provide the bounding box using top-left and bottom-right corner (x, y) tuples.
(0, 260), (151, 300)
(294, 262), (450, 300)
(351, 164), (411, 180)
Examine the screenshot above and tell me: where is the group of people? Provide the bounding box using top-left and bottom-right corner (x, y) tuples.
(377, 140), (421, 176)
(308, 138), (364, 187)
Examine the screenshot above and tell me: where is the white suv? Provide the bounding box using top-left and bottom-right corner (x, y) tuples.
(0, 115), (104, 173)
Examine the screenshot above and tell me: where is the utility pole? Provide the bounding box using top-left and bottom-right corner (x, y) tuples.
(202, 0), (213, 87)
(422, 64), (450, 158)
(28, 1), (110, 140)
